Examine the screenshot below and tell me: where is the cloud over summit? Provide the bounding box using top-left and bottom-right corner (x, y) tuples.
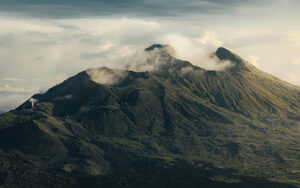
(1, 0), (300, 112)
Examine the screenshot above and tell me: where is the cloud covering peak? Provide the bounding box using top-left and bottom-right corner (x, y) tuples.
(86, 67), (128, 85)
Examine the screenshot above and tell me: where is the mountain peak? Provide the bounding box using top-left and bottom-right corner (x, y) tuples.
(215, 47), (246, 63)
(145, 44), (167, 51)
(145, 44), (175, 56)
(214, 47), (253, 72)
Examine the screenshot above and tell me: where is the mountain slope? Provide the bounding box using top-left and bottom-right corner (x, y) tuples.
(0, 45), (299, 187)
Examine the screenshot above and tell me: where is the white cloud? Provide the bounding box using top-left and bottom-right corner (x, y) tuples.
(247, 55), (259, 68)
(3, 78), (27, 81)
(285, 32), (300, 47)
(55, 73), (68, 84)
(287, 73), (300, 86)
(29, 98), (38, 108)
(1, 15), (300, 111)
(0, 18), (62, 34)
(161, 34), (201, 61)
(0, 93), (31, 112)
(0, 84), (37, 93)
(290, 57), (300, 67)
(194, 31), (223, 47)
(56, 18), (161, 36)
(87, 67), (128, 85)
(160, 34), (233, 71)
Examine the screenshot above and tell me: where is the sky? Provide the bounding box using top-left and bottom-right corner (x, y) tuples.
(1, 0), (300, 111)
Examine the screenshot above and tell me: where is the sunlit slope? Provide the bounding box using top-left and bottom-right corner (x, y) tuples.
(183, 47), (300, 121)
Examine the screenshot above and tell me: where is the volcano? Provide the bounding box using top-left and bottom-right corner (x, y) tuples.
(0, 45), (299, 188)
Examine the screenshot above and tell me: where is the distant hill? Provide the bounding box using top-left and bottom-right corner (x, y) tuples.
(0, 45), (299, 188)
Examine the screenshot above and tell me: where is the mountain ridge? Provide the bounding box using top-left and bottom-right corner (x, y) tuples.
(0, 45), (299, 187)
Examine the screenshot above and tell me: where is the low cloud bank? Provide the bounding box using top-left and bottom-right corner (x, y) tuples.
(124, 45), (177, 72)
(118, 35), (235, 74)
(86, 39), (236, 85)
(160, 34), (234, 71)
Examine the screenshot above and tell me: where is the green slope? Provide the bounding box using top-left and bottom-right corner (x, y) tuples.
(0, 45), (299, 187)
